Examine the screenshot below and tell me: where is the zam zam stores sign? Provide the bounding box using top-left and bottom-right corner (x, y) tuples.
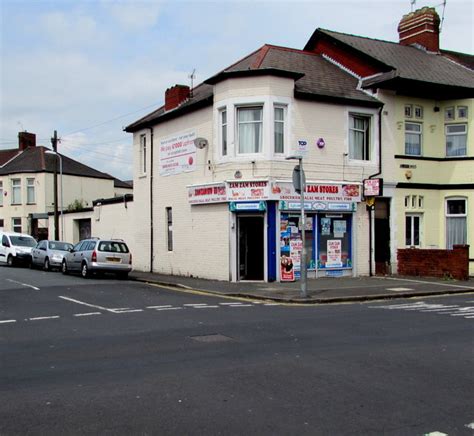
(188, 181), (361, 204)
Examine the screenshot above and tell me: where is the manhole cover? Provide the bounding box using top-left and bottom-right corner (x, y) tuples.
(190, 334), (233, 343)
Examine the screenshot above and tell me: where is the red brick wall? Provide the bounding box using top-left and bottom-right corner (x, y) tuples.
(397, 245), (470, 280)
(312, 39), (382, 78)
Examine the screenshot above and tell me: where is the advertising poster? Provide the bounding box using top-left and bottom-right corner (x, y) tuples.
(333, 220), (346, 238)
(290, 239), (302, 270)
(159, 131), (196, 176)
(280, 256), (295, 281)
(321, 218), (331, 235)
(326, 239), (342, 267)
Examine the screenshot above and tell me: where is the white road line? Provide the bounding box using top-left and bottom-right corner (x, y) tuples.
(155, 307), (183, 311)
(450, 310), (474, 316)
(113, 309), (144, 313)
(386, 287), (414, 292)
(74, 312), (101, 317)
(264, 303), (281, 306)
(29, 316), (60, 321)
(219, 302), (244, 306)
(194, 305), (219, 309)
(229, 304), (254, 307)
(59, 296), (126, 313)
(385, 276), (474, 289)
(6, 279), (40, 291)
(0, 319), (16, 324)
(465, 316), (474, 319)
(183, 303), (209, 307)
(146, 305), (173, 309)
(420, 305), (460, 312)
(466, 422), (474, 430)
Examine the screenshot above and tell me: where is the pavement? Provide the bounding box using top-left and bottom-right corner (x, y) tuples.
(130, 271), (474, 304)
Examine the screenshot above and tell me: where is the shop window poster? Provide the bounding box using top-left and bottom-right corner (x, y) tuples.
(326, 239), (342, 268)
(321, 218), (331, 235)
(333, 220), (346, 238)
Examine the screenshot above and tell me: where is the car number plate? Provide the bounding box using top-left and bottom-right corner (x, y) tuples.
(106, 257), (121, 263)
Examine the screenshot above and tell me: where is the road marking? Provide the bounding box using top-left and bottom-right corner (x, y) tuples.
(386, 276), (474, 289)
(386, 287), (414, 292)
(74, 312), (101, 317)
(219, 302), (244, 306)
(229, 304), (254, 307)
(59, 296), (128, 314)
(146, 305), (173, 309)
(183, 303), (209, 307)
(0, 319), (16, 324)
(424, 432), (448, 436)
(194, 305), (219, 309)
(155, 307), (183, 311)
(113, 309), (144, 313)
(6, 279), (40, 291)
(466, 422), (474, 429)
(29, 316), (60, 321)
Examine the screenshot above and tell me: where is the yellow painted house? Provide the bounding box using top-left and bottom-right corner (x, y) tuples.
(305, 7), (474, 276)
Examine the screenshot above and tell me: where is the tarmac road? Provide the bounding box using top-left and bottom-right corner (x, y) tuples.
(1, 266), (473, 435)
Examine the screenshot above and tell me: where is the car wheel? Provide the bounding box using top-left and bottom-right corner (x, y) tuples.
(81, 262), (90, 279)
(7, 255), (14, 267)
(44, 258), (50, 272)
(62, 260), (68, 275)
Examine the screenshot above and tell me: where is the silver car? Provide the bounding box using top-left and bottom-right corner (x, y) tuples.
(62, 238), (132, 279)
(31, 240), (74, 271)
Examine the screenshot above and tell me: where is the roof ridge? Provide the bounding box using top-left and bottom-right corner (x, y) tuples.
(319, 28), (400, 46)
(266, 44), (324, 57)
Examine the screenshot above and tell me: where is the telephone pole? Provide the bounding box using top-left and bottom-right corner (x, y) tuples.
(51, 130), (59, 241)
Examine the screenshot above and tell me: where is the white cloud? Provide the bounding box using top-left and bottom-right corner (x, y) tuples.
(102, 0), (163, 31)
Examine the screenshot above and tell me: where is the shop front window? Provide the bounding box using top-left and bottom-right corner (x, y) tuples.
(317, 215), (352, 269)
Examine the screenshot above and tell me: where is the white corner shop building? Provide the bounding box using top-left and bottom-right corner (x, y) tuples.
(126, 48), (384, 282)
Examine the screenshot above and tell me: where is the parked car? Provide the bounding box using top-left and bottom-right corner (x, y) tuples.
(31, 240), (74, 271)
(0, 231), (37, 266)
(62, 238), (132, 279)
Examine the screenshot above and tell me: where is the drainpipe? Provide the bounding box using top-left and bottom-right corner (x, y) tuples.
(148, 127), (154, 273)
(367, 105), (384, 276)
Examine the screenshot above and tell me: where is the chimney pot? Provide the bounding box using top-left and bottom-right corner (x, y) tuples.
(398, 7), (440, 52)
(18, 131), (36, 150)
(165, 84), (191, 112)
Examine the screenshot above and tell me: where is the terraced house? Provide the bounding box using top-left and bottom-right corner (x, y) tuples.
(0, 132), (132, 240)
(126, 7), (473, 281)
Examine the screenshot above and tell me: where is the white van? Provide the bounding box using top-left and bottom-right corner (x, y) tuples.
(0, 232), (37, 266)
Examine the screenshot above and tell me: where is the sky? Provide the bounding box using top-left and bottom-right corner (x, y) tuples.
(0, 0), (472, 181)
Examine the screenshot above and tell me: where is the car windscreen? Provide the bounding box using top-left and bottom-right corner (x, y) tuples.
(98, 241), (129, 253)
(10, 236), (37, 247)
(49, 242), (73, 251)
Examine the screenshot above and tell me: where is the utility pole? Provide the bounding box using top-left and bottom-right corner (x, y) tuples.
(51, 130), (59, 241)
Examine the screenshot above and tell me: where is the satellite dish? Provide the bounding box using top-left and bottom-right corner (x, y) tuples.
(194, 137), (208, 149)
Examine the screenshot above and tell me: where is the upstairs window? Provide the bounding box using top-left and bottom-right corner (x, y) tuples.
(27, 178), (35, 204)
(446, 124), (467, 156)
(405, 122), (422, 156)
(446, 198), (467, 249)
(220, 109), (227, 156)
(445, 107), (455, 121)
(0, 181), (3, 207)
(166, 207), (173, 251)
(11, 179), (21, 205)
(457, 106), (468, 119)
(237, 106), (263, 154)
(139, 134), (147, 174)
(274, 106), (285, 154)
(349, 114), (370, 161)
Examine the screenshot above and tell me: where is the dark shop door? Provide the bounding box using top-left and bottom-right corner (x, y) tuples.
(374, 198), (391, 275)
(238, 215), (264, 281)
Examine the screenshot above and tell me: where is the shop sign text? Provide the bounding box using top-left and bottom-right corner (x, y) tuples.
(188, 183), (227, 204)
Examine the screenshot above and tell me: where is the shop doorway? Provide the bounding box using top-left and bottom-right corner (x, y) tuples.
(374, 198), (391, 275)
(238, 215), (264, 280)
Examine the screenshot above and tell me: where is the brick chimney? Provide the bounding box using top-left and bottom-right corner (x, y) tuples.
(165, 85), (190, 111)
(398, 7), (440, 52)
(18, 131), (36, 150)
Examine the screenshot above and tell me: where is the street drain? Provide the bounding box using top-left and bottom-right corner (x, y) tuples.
(190, 334), (233, 343)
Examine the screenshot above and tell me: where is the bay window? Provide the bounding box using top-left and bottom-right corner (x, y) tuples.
(0, 181), (3, 207)
(237, 106), (263, 154)
(274, 106), (285, 154)
(220, 109), (227, 156)
(405, 122), (422, 155)
(446, 198), (467, 249)
(446, 124), (467, 156)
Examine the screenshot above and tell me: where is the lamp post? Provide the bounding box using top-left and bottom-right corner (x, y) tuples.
(286, 155), (307, 298)
(45, 150), (64, 241)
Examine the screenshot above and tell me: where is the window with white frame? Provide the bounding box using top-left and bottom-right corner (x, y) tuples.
(26, 178), (35, 204)
(414, 105), (423, 119)
(349, 114), (371, 160)
(445, 107), (454, 121)
(0, 181), (3, 207)
(12, 217), (21, 233)
(405, 214), (421, 247)
(139, 134), (147, 174)
(220, 109), (227, 156)
(446, 124), (467, 156)
(11, 179), (21, 205)
(457, 106), (468, 119)
(446, 198), (467, 249)
(237, 106), (263, 154)
(405, 122), (422, 155)
(274, 106), (285, 154)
